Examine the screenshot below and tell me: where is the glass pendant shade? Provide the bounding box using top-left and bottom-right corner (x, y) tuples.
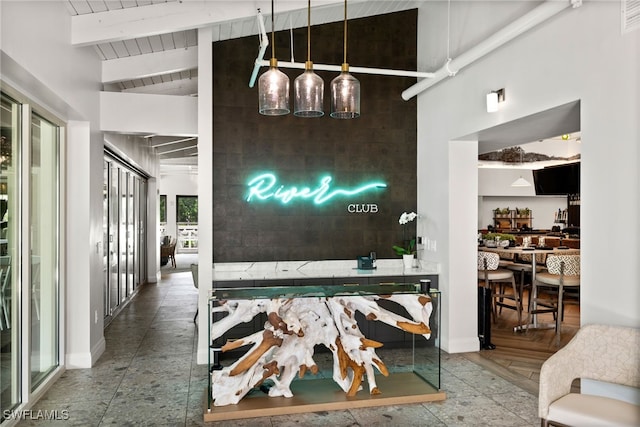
(258, 59), (290, 116)
(294, 62), (324, 117)
(330, 66), (360, 119)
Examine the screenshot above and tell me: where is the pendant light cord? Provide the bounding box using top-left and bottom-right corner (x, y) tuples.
(307, 0), (311, 63)
(343, 0), (348, 65)
(271, 0), (276, 60)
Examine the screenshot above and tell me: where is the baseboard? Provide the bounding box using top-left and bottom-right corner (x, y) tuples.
(442, 336), (480, 353)
(65, 336), (105, 369)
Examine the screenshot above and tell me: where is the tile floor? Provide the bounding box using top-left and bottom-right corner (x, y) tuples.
(19, 261), (541, 426)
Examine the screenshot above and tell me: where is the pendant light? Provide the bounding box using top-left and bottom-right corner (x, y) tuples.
(511, 148), (531, 187)
(330, 0), (360, 119)
(294, 0), (324, 117)
(511, 176), (532, 187)
(258, 0), (290, 116)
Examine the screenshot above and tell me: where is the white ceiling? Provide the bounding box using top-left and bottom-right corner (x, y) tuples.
(65, 1), (575, 171)
(66, 0), (425, 167)
(474, 100), (581, 170)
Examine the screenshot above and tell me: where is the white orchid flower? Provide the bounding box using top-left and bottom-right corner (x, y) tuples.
(399, 211), (417, 224)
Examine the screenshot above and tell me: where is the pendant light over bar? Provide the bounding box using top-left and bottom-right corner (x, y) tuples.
(293, 0), (324, 117)
(258, 0), (290, 116)
(330, 0), (360, 119)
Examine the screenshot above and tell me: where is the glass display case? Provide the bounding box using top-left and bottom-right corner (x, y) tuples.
(205, 283), (443, 422)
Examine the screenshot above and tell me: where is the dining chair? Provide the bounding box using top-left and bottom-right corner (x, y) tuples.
(167, 237), (177, 268)
(191, 263), (198, 323)
(506, 251), (547, 312)
(477, 251), (522, 327)
(530, 254), (580, 345)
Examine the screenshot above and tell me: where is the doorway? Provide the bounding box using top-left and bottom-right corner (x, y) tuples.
(473, 101), (582, 383)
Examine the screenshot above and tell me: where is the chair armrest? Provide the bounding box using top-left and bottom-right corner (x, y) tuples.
(539, 341), (583, 419)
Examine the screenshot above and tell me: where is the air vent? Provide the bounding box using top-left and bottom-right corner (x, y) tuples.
(623, 0), (640, 33)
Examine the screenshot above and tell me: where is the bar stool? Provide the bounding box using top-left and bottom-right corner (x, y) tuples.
(477, 251), (522, 327)
(530, 254), (580, 345)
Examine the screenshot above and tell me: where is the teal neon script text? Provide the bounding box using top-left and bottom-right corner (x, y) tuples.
(245, 173), (387, 205)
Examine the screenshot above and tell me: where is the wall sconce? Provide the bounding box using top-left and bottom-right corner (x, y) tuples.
(486, 88), (505, 113)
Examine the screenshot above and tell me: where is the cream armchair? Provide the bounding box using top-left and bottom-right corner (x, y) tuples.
(539, 324), (640, 426)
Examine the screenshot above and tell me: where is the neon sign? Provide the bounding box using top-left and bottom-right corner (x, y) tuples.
(246, 173), (386, 205)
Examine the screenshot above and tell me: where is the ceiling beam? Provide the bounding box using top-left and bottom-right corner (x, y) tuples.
(149, 136), (197, 148)
(114, 76), (198, 96)
(72, 0), (349, 46)
(158, 145), (198, 158)
(71, 0), (421, 46)
(102, 48), (198, 83)
(155, 139), (198, 155)
(100, 91), (198, 136)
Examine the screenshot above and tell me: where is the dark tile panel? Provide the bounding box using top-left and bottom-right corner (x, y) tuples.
(213, 10), (418, 262)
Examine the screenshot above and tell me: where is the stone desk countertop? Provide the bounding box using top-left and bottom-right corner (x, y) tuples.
(212, 259), (440, 282)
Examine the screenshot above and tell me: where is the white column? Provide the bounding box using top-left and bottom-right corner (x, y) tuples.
(65, 121), (94, 368)
(446, 140), (481, 353)
(196, 26), (213, 365)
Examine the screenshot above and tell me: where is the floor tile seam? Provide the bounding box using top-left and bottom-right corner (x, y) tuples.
(458, 352), (540, 394)
(96, 285), (170, 426)
(186, 332), (209, 419)
(93, 363), (132, 427)
(419, 402), (453, 426)
(485, 395), (539, 425)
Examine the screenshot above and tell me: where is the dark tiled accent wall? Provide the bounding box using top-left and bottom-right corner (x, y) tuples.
(213, 10), (417, 262)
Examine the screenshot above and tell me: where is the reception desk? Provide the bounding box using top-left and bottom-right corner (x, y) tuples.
(212, 258), (439, 283)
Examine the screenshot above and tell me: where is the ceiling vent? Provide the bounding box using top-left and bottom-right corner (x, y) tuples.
(623, 0), (640, 33)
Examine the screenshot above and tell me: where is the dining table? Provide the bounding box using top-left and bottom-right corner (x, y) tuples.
(479, 245), (580, 331)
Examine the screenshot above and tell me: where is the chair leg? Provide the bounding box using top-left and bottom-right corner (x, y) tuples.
(510, 276), (522, 327)
(555, 284), (564, 346)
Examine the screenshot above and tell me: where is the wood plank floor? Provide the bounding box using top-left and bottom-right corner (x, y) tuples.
(471, 289), (580, 395)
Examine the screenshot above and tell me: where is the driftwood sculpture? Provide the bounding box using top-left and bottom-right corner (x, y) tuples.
(210, 293), (432, 406)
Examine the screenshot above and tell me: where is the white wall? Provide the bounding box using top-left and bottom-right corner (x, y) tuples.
(478, 168), (568, 229)
(1, 1), (106, 369)
(416, 1), (640, 353)
(478, 196), (567, 230)
(1, 1), (161, 369)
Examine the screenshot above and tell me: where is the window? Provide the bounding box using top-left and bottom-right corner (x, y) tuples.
(176, 196), (197, 223)
(159, 194), (166, 223)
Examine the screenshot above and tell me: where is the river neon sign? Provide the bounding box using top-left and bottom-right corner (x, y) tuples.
(245, 173), (386, 205)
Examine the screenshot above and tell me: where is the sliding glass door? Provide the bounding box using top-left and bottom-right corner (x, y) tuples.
(0, 92), (21, 414)
(29, 113), (59, 389)
(102, 157), (147, 324)
(0, 88), (61, 412)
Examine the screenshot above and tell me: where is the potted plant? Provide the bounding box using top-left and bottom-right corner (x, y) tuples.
(483, 232), (516, 247)
(494, 207), (510, 218)
(392, 211), (417, 268)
